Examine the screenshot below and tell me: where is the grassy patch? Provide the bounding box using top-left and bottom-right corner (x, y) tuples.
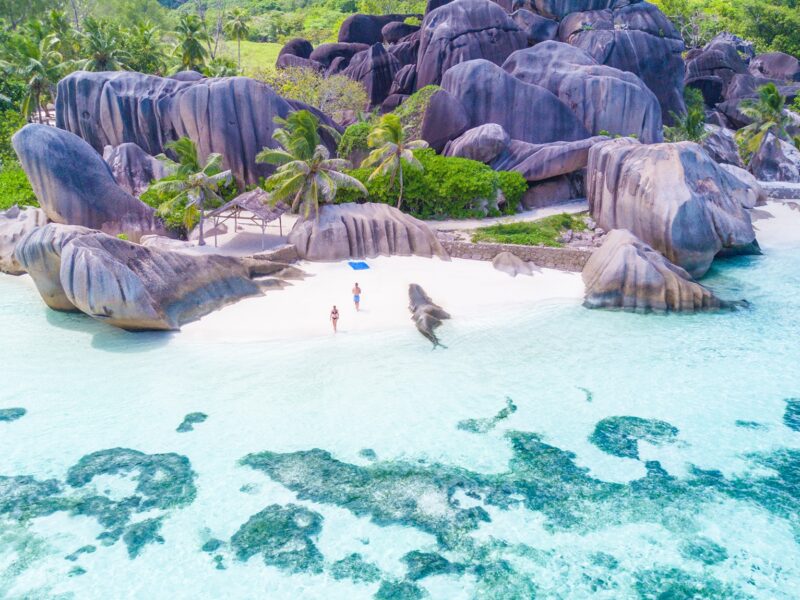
(471, 213), (587, 247)
(223, 41), (282, 76)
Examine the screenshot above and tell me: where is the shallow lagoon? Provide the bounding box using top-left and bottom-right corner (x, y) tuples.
(1, 246), (799, 599)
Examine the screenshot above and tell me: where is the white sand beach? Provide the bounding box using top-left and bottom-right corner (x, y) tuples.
(181, 255), (585, 342)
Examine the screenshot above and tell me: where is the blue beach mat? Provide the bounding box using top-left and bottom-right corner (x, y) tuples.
(348, 261), (370, 270)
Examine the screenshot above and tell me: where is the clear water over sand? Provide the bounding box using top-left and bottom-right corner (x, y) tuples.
(1, 246), (799, 599)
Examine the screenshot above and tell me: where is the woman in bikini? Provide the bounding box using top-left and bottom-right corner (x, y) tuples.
(330, 305), (339, 333)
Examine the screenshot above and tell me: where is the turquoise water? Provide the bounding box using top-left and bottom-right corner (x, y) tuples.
(1, 247), (800, 599)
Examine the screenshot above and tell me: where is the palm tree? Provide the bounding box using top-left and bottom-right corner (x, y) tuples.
(362, 113), (428, 209)
(737, 83), (793, 159)
(0, 33), (64, 122)
(150, 137), (232, 246)
(224, 8), (250, 70)
(173, 14), (210, 72)
(125, 22), (167, 75)
(77, 18), (130, 71)
(257, 110), (366, 217)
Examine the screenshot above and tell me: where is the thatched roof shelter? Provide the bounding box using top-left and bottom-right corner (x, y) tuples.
(207, 188), (289, 249)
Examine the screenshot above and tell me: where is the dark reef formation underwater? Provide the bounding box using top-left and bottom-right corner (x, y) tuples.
(1, 397), (799, 598)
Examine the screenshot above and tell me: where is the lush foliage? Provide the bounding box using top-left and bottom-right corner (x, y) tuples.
(256, 67), (368, 123)
(736, 83), (793, 163)
(664, 87), (708, 143)
(471, 213), (588, 248)
(0, 165), (37, 210)
(259, 110), (365, 216)
(338, 121), (372, 160)
(393, 85), (441, 141)
(338, 149), (527, 220)
(652, 0), (800, 55)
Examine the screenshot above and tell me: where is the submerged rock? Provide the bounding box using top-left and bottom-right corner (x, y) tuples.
(0, 408), (26, 422)
(13, 223), (94, 311)
(784, 399), (800, 432)
(457, 397), (517, 433)
(176, 412), (208, 433)
(587, 139), (759, 278)
(59, 233), (262, 330)
(409, 283), (450, 348)
(0, 205), (47, 275)
(330, 553), (383, 583)
(230, 504), (324, 574)
(288, 203), (448, 261)
(582, 229), (726, 312)
(103, 143), (170, 197)
(122, 517), (165, 558)
(12, 125), (163, 241)
(589, 416), (679, 460)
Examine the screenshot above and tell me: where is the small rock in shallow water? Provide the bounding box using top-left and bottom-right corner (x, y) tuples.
(359, 448), (378, 461)
(374, 579), (425, 600)
(0, 408), (26, 422)
(783, 399), (800, 432)
(201, 538), (223, 553)
(679, 537), (728, 565)
(590, 416), (679, 460)
(329, 552), (382, 583)
(176, 412), (208, 433)
(65, 545), (96, 561)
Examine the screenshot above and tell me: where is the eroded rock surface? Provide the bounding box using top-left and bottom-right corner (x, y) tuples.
(103, 142), (170, 197)
(492, 251), (536, 277)
(409, 283), (450, 347)
(587, 139), (758, 277)
(0, 205), (47, 275)
(59, 233), (262, 330)
(288, 203), (449, 261)
(13, 125), (162, 241)
(582, 229), (724, 312)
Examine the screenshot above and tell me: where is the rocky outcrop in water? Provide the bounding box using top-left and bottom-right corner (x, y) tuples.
(288, 203), (449, 261)
(0, 205), (47, 275)
(12, 124), (164, 241)
(558, 3), (686, 120)
(503, 42), (663, 143)
(56, 71), (339, 187)
(408, 283), (450, 347)
(582, 229), (724, 312)
(416, 0), (527, 88)
(59, 233), (262, 330)
(14, 223), (94, 311)
(103, 142), (170, 197)
(587, 139), (759, 278)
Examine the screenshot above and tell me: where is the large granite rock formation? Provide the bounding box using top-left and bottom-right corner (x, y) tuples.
(749, 52), (800, 82)
(558, 3), (686, 120)
(511, 9), (558, 46)
(444, 123), (511, 164)
(408, 283), (450, 348)
(416, 0), (527, 88)
(288, 202), (449, 261)
(103, 142), (169, 197)
(749, 133), (800, 183)
(441, 59), (589, 144)
(503, 42), (663, 143)
(309, 42), (370, 70)
(582, 229), (723, 312)
(418, 88), (469, 152)
(342, 44), (401, 106)
(12, 125), (163, 241)
(587, 138), (759, 278)
(701, 125), (742, 167)
(382, 21), (419, 44)
(13, 223), (94, 310)
(338, 14), (412, 45)
(56, 71), (339, 187)
(59, 233), (262, 330)
(523, 0), (631, 20)
(0, 205), (47, 275)
(389, 64), (417, 96)
(684, 35), (749, 106)
(278, 38), (314, 60)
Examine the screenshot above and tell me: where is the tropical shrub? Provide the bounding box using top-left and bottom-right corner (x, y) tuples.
(471, 213), (588, 248)
(0, 165), (37, 210)
(663, 87), (708, 142)
(337, 149), (526, 219)
(338, 121), (371, 160)
(392, 85), (441, 140)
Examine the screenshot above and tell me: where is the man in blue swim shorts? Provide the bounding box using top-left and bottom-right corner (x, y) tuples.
(352, 283), (362, 311)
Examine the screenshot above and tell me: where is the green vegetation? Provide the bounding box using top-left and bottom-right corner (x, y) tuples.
(664, 87), (708, 143)
(362, 113), (428, 209)
(226, 40), (281, 75)
(259, 110), (366, 216)
(0, 110), (35, 210)
(145, 137), (234, 243)
(653, 0), (800, 55)
(393, 85), (441, 140)
(224, 8), (251, 69)
(337, 121), (371, 160)
(471, 213), (588, 247)
(736, 83), (794, 163)
(340, 149), (526, 220)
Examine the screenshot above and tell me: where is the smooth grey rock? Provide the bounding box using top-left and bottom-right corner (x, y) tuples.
(521, 175), (584, 208)
(419, 88), (470, 152)
(382, 21), (419, 44)
(503, 42), (662, 143)
(388, 36), (420, 68)
(276, 54), (324, 71)
(749, 133), (800, 183)
(338, 13), (412, 45)
(13, 124), (163, 241)
(56, 71), (339, 187)
(492, 251), (535, 277)
(511, 9), (558, 45)
(587, 139), (759, 278)
(288, 202), (449, 261)
(685, 36), (748, 104)
(103, 143), (169, 197)
(170, 71), (204, 82)
(310, 42), (370, 69)
(389, 64), (417, 96)
(408, 283), (450, 348)
(444, 124), (511, 164)
(492, 136), (609, 182)
(522, 0), (633, 19)
(749, 52), (800, 82)
(582, 229), (724, 312)
(13, 223), (94, 310)
(0, 205), (48, 275)
(558, 3), (686, 121)
(59, 232), (262, 330)
(442, 59), (589, 144)
(416, 0), (527, 88)
(701, 125), (742, 167)
(718, 164), (765, 206)
(342, 44), (401, 106)
(278, 38), (314, 59)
